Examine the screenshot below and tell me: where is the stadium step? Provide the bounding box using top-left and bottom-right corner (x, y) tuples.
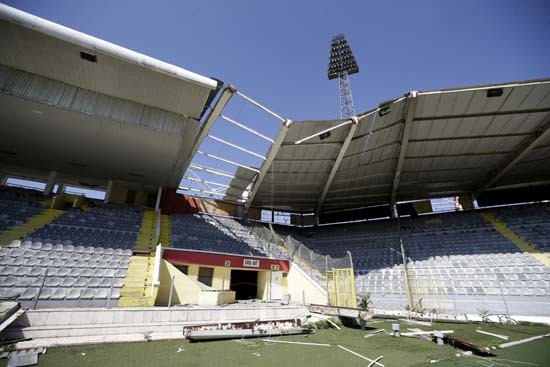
(133, 210), (157, 253)
(480, 212), (550, 267)
(0, 209), (64, 247)
(159, 214), (172, 246)
(118, 254), (157, 307)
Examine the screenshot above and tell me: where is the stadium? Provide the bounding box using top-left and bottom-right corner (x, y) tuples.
(0, 2), (549, 366)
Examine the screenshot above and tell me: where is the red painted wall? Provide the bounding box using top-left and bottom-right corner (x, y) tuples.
(163, 248), (290, 272)
(160, 188), (201, 215)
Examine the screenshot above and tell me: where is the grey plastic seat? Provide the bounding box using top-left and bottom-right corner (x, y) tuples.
(94, 289), (108, 299)
(51, 288), (67, 300)
(110, 288), (121, 298)
(81, 268), (94, 277)
(56, 268), (70, 277)
(18, 288), (39, 300)
(52, 244), (64, 252)
(40, 258), (54, 267)
(75, 278), (88, 287)
(38, 288), (53, 299)
(61, 278), (75, 287)
(45, 277), (61, 287)
(1, 289), (21, 299)
(103, 269), (116, 278)
(0, 266), (14, 275)
(28, 267), (46, 277)
(88, 278), (100, 287)
(0, 257), (14, 266)
(68, 268), (81, 277)
(31, 242), (42, 250)
(66, 289), (81, 300)
(8, 240), (21, 248)
(25, 258), (40, 267)
(93, 269), (106, 278)
(80, 289), (95, 299)
(0, 276), (16, 287)
(99, 278), (113, 287)
(42, 243), (53, 251)
(34, 251), (47, 259)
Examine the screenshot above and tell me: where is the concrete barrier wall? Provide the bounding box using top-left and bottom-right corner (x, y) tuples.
(4, 305), (309, 341)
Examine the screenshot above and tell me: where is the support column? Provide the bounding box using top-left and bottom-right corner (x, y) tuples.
(56, 182), (66, 194)
(155, 186), (163, 211)
(245, 119), (293, 213)
(390, 92), (418, 211)
(43, 171), (57, 197)
(104, 180), (113, 204)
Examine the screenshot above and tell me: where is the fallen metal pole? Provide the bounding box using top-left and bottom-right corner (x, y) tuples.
(337, 345), (384, 367)
(368, 356), (384, 367)
(264, 339), (331, 347)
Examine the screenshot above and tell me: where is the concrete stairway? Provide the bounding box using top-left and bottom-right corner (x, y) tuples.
(133, 210), (156, 253)
(118, 254), (157, 307)
(0, 209), (64, 247)
(480, 212), (550, 267)
(159, 214), (172, 247)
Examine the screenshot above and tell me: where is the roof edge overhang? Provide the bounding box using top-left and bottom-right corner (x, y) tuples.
(0, 3), (218, 90)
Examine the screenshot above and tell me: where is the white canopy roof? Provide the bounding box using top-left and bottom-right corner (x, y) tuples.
(0, 4), (220, 189)
(246, 79), (550, 213)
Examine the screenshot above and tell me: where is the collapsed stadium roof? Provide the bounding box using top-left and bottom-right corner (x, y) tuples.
(1, 4), (549, 213)
(0, 4), (220, 190)
(234, 79), (550, 213)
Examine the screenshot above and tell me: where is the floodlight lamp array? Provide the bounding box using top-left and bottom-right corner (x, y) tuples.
(328, 34), (359, 80)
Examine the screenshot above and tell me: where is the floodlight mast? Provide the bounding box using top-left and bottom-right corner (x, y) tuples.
(328, 34), (359, 119)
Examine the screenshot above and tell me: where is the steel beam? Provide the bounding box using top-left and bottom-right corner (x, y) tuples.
(315, 117), (359, 216)
(220, 115), (274, 142)
(207, 134), (266, 160)
(390, 92), (418, 213)
(486, 179), (550, 191)
(245, 119), (293, 212)
(188, 164), (235, 179)
(182, 176), (230, 188)
(170, 85), (235, 187)
(408, 132), (532, 142)
(414, 107), (550, 122)
(197, 151), (260, 173)
(475, 113), (550, 196)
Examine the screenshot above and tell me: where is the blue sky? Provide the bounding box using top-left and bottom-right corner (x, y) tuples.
(4, 0), (550, 199)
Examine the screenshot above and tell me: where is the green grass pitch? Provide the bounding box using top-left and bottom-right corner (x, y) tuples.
(1, 319), (548, 367)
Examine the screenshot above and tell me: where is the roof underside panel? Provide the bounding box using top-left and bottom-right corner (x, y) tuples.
(249, 79), (550, 213)
(0, 5), (219, 189)
(222, 167), (257, 202)
(0, 17), (215, 119)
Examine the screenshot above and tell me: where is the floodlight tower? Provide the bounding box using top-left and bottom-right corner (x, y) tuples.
(328, 34), (359, 119)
